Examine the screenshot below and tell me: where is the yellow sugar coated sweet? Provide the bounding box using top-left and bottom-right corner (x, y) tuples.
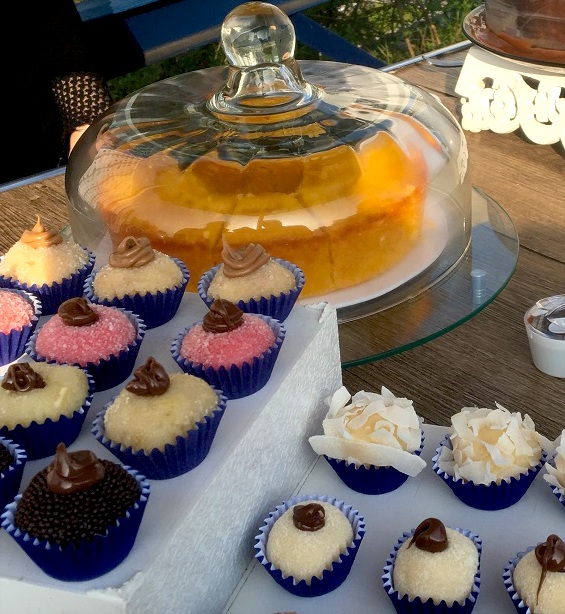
(0, 363), (89, 428)
(207, 260), (296, 303)
(92, 251), (183, 299)
(393, 527), (478, 607)
(266, 501), (353, 584)
(0, 240), (89, 286)
(103, 373), (218, 452)
(514, 550), (565, 614)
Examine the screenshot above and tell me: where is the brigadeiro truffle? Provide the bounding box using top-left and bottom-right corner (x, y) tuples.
(1, 443), (150, 581)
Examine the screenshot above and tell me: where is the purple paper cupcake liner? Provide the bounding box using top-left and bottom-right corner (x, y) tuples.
(92, 387), (228, 479)
(0, 438), (27, 511)
(84, 258), (189, 329)
(0, 249), (95, 315)
(432, 435), (547, 510)
(324, 432), (425, 495)
(1, 467), (150, 582)
(383, 526), (482, 614)
(503, 549), (534, 613)
(255, 493), (365, 597)
(26, 309), (146, 393)
(198, 258), (305, 322)
(0, 372), (95, 461)
(171, 315), (286, 399)
(0, 289), (42, 366)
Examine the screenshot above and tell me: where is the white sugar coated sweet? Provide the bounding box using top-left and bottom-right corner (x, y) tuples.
(437, 403), (550, 485)
(513, 548), (565, 614)
(308, 386), (426, 476)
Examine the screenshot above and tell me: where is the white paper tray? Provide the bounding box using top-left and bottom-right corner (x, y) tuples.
(225, 424), (564, 614)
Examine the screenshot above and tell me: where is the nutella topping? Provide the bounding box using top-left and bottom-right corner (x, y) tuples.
(109, 236), (155, 268)
(46, 443), (105, 495)
(409, 518), (448, 553)
(293, 503), (325, 532)
(126, 357), (170, 396)
(20, 216), (63, 248)
(221, 237), (270, 279)
(58, 297), (99, 327)
(1, 364), (46, 392)
(535, 534), (565, 602)
(202, 299), (244, 333)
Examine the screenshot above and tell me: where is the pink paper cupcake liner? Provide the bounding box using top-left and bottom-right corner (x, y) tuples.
(432, 435), (547, 510)
(198, 259), (305, 322)
(0, 438), (27, 512)
(0, 249), (95, 315)
(92, 387), (228, 479)
(382, 526), (482, 613)
(254, 493), (365, 597)
(0, 289), (41, 367)
(171, 315), (285, 399)
(0, 373), (95, 460)
(26, 310), (146, 393)
(1, 467), (150, 582)
(84, 258), (189, 329)
(324, 432), (425, 495)
(503, 549), (534, 614)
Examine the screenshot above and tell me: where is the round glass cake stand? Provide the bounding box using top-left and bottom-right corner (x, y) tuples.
(338, 187), (518, 367)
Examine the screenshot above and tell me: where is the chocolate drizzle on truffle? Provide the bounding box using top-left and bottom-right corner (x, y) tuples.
(221, 237), (270, 278)
(2, 363), (46, 392)
(58, 297), (99, 327)
(109, 236), (155, 268)
(535, 534), (565, 602)
(46, 443), (105, 495)
(126, 357), (170, 396)
(409, 518), (448, 553)
(293, 503), (325, 532)
(202, 299), (244, 333)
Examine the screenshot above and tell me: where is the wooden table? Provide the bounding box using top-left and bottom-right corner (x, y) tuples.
(2, 49), (564, 438)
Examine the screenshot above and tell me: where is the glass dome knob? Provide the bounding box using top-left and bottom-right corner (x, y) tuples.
(221, 2), (296, 67)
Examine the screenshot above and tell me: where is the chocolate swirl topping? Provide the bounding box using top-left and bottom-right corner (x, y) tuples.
(221, 237), (270, 279)
(293, 503), (325, 532)
(535, 534), (565, 602)
(58, 297), (99, 327)
(202, 299), (244, 333)
(409, 518), (448, 553)
(46, 443), (105, 495)
(2, 363), (46, 392)
(20, 216), (63, 248)
(109, 236), (155, 268)
(126, 357), (170, 396)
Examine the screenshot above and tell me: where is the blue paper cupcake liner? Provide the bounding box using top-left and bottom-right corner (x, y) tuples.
(1, 467), (150, 582)
(324, 432), (425, 495)
(198, 259), (305, 322)
(0, 249), (95, 315)
(0, 289), (42, 366)
(0, 372), (95, 461)
(503, 549), (534, 613)
(26, 309), (146, 393)
(92, 387), (228, 479)
(432, 435), (547, 511)
(171, 315), (285, 399)
(0, 438), (27, 511)
(84, 258), (190, 329)
(382, 526), (482, 614)
(255, 493), (365, 597)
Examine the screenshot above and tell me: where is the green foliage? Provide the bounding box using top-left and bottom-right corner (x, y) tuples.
(108, 0), (483, 99)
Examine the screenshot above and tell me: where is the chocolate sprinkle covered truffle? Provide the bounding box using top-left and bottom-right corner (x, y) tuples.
(0, 443), (13, 474)
(16, 444), (140, 547)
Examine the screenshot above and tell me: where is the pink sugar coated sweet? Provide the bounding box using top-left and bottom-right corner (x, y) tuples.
(180, 314), (276, 369)
(35, 304), (136, 366)
(0, 290), (33, 334)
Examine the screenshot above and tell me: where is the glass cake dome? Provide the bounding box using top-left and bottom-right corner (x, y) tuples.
(66, 1), (472, 319)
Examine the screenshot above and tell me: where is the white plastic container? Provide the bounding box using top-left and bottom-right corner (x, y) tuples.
(524, 295), (565, 378)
